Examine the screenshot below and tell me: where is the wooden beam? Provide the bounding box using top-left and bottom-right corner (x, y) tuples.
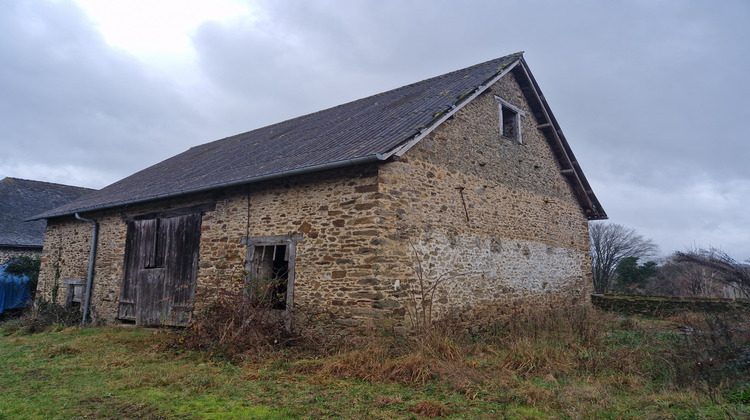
(515, 61), (596, 215)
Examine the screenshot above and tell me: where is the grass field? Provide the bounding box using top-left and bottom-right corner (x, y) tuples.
(1, 306), (748, 419)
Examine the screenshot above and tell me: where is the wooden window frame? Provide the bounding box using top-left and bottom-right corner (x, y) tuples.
(241, 233), (302, 310)
(495, 96), (526, 144)
(63, 278), (86, 308)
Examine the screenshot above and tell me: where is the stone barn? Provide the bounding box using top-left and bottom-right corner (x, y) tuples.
(33, 52), (607, 329)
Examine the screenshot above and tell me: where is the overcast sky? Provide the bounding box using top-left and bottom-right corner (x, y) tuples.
(1, 0), (748, 260)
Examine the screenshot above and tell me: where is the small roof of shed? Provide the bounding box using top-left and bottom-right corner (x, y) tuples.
(0, 177), (94, 247)
(34, 52), (606, 220)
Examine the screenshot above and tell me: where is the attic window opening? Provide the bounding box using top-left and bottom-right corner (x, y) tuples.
(495, 96), (526, 143)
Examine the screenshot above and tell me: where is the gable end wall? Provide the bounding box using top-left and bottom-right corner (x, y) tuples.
(373, 72), (593, 324)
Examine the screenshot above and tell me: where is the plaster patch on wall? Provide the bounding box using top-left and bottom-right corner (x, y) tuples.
(407, 231), (584, 318)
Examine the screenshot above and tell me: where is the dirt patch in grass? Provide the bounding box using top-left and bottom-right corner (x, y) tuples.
(22, 369), (52, 382)
(78, 396), (169, 420)
(43, 344), (80, 358)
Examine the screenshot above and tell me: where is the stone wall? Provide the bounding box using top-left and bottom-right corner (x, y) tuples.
(371, 72), (593, 325)
(37, 165), (387, 326)
(592, 294), (750, 316)
(38, 217), (93, 306)
(38, 213), (129, 322)
(195, 164), (385, 326)
(0, 247), (41, 265)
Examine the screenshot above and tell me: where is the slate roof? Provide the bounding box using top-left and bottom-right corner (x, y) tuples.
(34, 52), (606, 220)
(0, 178), (94, 247)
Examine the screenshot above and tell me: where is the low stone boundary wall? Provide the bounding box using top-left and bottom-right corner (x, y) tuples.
(591, 294), (750, 317)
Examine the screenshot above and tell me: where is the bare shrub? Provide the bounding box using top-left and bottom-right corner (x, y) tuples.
(643, 251), (747, 298)
(1, 300), (84, 335)
(175, 272), (293, 359)
(402, 238), (450, 332)
(174, 271), (343, 361)
(672, 310), (750, 401)
(398, 232), (480, 334)
(674, 248), (750, 298)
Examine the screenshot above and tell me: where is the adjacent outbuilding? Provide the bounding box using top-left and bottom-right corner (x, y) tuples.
(0, 177), (94, 263)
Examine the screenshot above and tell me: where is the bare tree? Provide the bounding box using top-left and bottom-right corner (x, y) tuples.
(642, 259), (685, 297)
(644, 256), (723, 298)
(673, 248), (750, 298)
(589, 222), (659, 293)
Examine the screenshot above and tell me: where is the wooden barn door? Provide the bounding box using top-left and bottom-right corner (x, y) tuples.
(118, 212), (202, 326)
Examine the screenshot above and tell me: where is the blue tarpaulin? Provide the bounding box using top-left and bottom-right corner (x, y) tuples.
(0, 264), (31, 315)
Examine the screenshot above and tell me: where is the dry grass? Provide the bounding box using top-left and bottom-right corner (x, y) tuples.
(5, 304), (746, 418)
(283, 305), (748, 413)
(240, 303), (748, 418)
(408, 400), (452, 418)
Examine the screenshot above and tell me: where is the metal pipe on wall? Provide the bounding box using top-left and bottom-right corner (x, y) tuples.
(75, 213), (98, 326)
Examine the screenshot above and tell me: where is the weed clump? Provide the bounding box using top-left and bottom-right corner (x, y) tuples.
(174, 288), (287, 359)
(671, 311), (750, 400)
(0, 300), (83, 335)
(408, 400), (451, 418)
(173, 273), (334, 360)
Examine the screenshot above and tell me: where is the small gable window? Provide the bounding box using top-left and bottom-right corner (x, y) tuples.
(495, 96), (526, 143)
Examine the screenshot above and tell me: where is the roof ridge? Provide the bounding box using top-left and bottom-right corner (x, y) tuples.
(1, 177), (95, 190)
(197, 53), (525, 148)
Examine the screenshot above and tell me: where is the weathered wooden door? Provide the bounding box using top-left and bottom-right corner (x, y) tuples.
(118, 213), (202, 326)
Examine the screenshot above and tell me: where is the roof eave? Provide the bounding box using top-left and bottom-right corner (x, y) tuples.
(513, 57), (608, 220)
(382, 58), (523, 159)
(0, 243), (43, 249)
(31, 154), (387, 220)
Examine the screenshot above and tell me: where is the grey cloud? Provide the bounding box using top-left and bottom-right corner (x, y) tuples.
(0, 0), (208, 187)
(1, 0), (748, 259)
